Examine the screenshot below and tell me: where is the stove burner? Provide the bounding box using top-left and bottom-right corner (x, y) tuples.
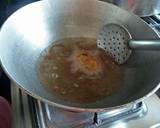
(30, 100), (146, 128)
(12, 82), (160, 128)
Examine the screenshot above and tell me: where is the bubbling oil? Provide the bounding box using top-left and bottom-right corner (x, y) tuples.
(38, 37), (122, 103)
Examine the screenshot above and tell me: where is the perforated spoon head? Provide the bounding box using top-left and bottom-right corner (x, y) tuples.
(97, 23), (132, 64)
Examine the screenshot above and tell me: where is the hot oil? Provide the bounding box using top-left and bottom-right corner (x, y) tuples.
(38, 37), (122, 103)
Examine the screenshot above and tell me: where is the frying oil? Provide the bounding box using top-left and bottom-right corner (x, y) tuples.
(38, 37), (122, 103)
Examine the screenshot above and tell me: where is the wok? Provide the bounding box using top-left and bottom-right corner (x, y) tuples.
(0, 0), (160, 112)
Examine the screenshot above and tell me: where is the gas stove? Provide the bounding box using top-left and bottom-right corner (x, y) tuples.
(11, 83), (160, 128)
(11, 14), (160, 128)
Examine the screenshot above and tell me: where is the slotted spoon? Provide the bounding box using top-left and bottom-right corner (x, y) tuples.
(97, 23), (160, 64)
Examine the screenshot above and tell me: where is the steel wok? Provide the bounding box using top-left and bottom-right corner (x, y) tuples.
(0, 0), (160, 112)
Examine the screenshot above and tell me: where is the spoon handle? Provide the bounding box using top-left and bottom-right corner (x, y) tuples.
(129, 39), (160, 50)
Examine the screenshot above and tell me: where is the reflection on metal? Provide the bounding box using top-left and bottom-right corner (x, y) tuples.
(12, 4), (49, 49)
(150, 123), (160, 128)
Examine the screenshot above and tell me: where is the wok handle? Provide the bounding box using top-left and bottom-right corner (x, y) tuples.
(129, 39), (160, 50)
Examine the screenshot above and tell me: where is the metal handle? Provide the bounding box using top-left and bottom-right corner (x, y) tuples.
(129, 39), (160, 50)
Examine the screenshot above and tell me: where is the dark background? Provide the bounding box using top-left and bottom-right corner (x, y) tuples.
(0, 0), (38, 103)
